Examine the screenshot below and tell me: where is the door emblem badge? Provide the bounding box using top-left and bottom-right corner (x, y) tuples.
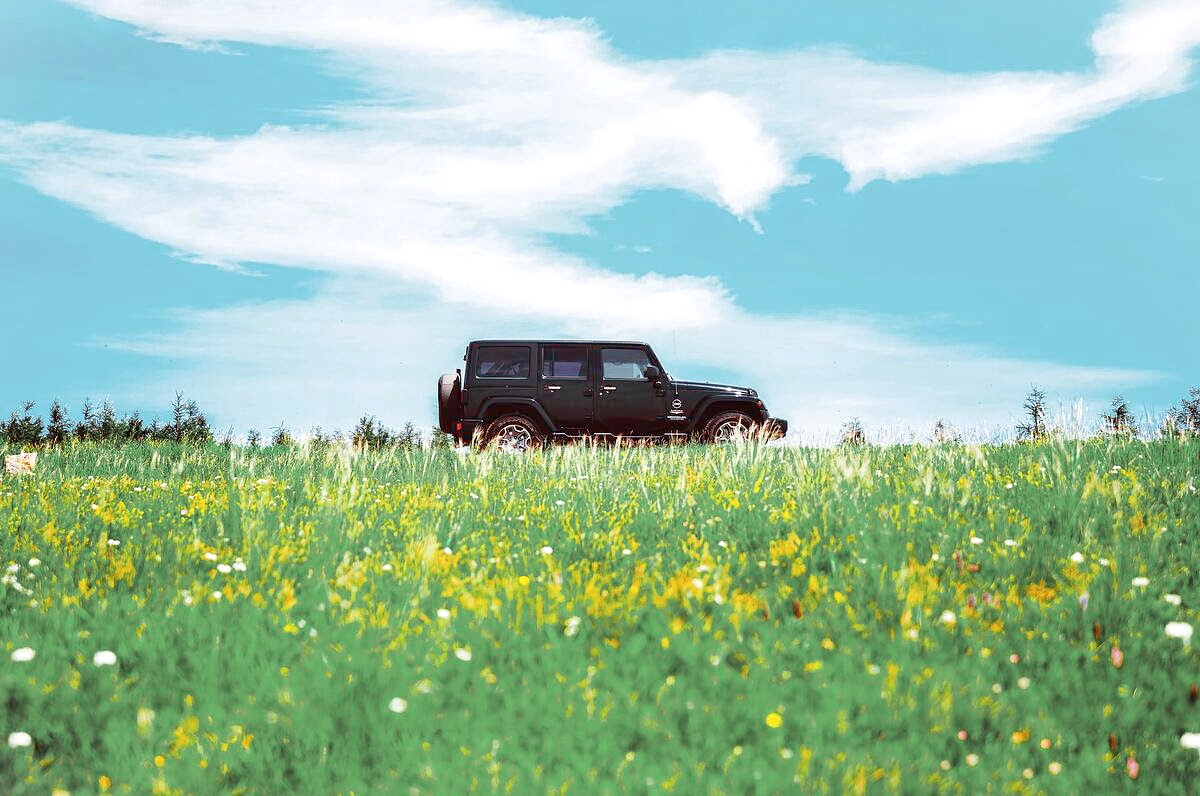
(671, 399), (682, 409)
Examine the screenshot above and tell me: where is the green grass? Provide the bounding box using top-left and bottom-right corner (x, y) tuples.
(1, 438), (1199, 794)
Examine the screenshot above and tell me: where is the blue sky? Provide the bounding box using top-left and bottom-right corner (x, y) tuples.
(1, 0), (1197, 441)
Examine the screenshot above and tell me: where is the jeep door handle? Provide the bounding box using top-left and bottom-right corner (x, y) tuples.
(601, 385), (617, 392)
(544, 385), (561, 392)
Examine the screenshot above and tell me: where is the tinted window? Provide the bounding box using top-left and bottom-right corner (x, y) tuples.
(541, 345), (589, 380)
(601, 347), (651, 380)
(475, 346), (530, 379)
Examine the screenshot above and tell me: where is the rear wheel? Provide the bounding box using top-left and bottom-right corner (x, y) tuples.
(703, 411), (757, 443)
(483, 414), (544, 452)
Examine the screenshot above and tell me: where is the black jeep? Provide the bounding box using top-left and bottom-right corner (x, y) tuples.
(438, 340), (787, 449)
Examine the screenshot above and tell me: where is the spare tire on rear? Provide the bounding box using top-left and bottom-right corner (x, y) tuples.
(438, 373), (461, 433)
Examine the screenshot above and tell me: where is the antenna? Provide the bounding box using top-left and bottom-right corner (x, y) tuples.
(672, 329), (676, 359)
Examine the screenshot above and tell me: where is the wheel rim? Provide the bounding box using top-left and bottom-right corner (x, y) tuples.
(494, 423), (533, 452)
(713, 419), (749, 443)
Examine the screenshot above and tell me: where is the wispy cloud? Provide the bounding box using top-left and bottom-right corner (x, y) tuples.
(2, 0), (1191, 432)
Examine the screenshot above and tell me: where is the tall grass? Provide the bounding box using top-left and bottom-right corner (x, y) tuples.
(1, 438), (1198, 793)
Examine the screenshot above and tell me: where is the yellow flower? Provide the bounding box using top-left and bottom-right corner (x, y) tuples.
(765, 712), (783, 729)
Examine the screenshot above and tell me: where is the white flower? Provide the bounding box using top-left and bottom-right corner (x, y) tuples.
(203, 552), (218, 561)
(1005, 482), (1014, 489)
(540, 546), (553, 555)
(1180, 732), (1200, 751)
(1069, 552), (1084, 564)
(5, 564), (18, 574)
(1165, 621), (1194, 645)
(554, 500), (565, 506)
(216, 563), (232, 574)
(564, 616), (582, 637)
(442, 546), (453, 555)
(940, 610), (957, 625)
(453, 647), (472, 662)
(1017, 677), (1031, 689)
(180, 509), (188, 516)
(970, 536), (983, 545)
(691, 578), (704, 591)
(106, 538), (121, 547)
(211, 590), (223, 601)
(1132, 576), (1150, 588)
(92, 649), (118, 667)
(930, 553), (940, 562)
(381, 563), (393, 572)
(1165, 594), (1182, 606)
(182, 591), (194, 606)
(717, 540), (727, 548)
(27, 558), (40, 567)
(1099, 557), (1110, 567)
(7, 731), (32, 748)
(436, 608), (451, 620)
(232, 560), (247, 572)
(1003, 539), (1016, 547)
(965, 753), (979, 766)
(11, 647), (35, 662)
(622, 548), (632, 556)
(388, 697), (408, 714)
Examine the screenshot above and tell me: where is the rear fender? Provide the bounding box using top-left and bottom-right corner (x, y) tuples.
(477, 398), (556, 434)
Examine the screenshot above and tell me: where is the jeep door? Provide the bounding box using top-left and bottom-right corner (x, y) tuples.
(594, 345), (667, 436)
(538, 343), (594, 433)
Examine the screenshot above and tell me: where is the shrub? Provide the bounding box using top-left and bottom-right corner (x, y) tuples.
(1101, 395), (1139, 439)
(1162, 387), (1200, 438)
(839, 418), (866, 447)
(2, 401), (44, 447)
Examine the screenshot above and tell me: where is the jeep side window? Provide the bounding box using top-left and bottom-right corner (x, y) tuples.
(601, 347), (652, 380)
(541, 345), (588, 380)
(475, 346), (530, 379)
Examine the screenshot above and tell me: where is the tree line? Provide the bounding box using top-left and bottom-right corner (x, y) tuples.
(1, 394), (451, 451)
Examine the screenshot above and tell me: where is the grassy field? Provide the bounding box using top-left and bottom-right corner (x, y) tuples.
(1, 438), (1199, 794)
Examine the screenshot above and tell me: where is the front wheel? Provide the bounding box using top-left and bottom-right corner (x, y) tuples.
(482, 414), (544, 452)
(703, 411), (757, 444)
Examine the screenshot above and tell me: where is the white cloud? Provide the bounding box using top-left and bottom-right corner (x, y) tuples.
(1, 0), (1192, 433)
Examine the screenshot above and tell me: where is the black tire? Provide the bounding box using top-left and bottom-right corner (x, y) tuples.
(702, 411), (757, 443)
(482, 413), (544, 452)
(438, 374), (461, 433)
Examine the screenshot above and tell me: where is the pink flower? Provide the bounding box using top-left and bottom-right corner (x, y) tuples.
(1112, 646), (1124, 669)
(1126, 757), (1139, 780)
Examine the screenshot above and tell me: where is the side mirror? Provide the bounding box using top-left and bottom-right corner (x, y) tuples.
(643, 365), (660, 381)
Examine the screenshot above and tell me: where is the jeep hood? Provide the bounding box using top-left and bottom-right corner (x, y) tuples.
(669, 379), (756, 397)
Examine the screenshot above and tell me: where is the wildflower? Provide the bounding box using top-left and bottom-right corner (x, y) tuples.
(1111, 646), (1124, 668)
(1048, 762), (1062, 775)
(1181, 733), (1200, 752)
(11, 647), (35, 662)
(453, 647), (472, 662)
(92, 650), (118, 667)
(211, 590), (223, 601)
(1132, 576), (1150, 588)
(957, 730), (968, 741)
(940, 610), (956, 625)
(965, 753), (979, 767)
(1040, 738), (1052, 749)
(940, 760), (951, 770)
(991, 683), (1002, 694)
(232, 560), (247, 572)
(203, 552), (218, 561)
(554, 499), (565, 506)
(1004, 538), (1016, 547)
(622, 548), (632, 556)
(381, 563), (393, 572)
(388, 697), (408, 714)
(7, 731), (32, 748)
(1126, 757), (1139, 780)
(28, 558), (40, 567)
(1022, 768), (1034, 779)
(1009, 653), (1020, 664)
(1099, 557), (1110, 566)
(436, 608), (451, 620)
(216, 563), (232, 574)
(180, 509), (188, 516)
(1069, 551), (1084, 564)
(1018, 677), (1031, 689)
(1080, 592), (1089, 611)
(765, 712), (783, 729)
(1165, 594), (1182, 606)
(540, 545), (553, 555)
(564, 616), (582, 637)
(1165, 621), (1194, 645)
(1005, 482), (1014, 489)
(970, 536), (983, 545)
